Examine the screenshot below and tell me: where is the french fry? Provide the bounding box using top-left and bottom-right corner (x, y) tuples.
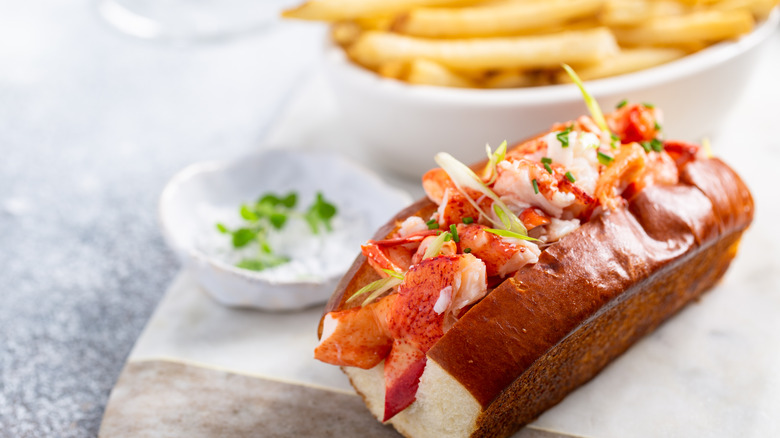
(377, 61), (409, 79)
(405, 59), (475, 87)
(282, 0), (486, 22)
(482, 70), (540, 88)
(354, 15), (396, 31)
(600, 0), (688, 27)
(393, 0), (605, 38)
(555, 47), (687, 82)
(709, 0), (780, 19)
(348, 28), (619, 71)
(284, 0), (774, 88)
(612, 9), (754, 46)
(331, 21), (362, 46)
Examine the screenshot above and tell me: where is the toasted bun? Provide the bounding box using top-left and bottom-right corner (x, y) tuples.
(326, 157), (753, 438)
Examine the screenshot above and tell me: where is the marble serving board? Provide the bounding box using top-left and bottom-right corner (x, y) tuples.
(100, 34), (780, 437)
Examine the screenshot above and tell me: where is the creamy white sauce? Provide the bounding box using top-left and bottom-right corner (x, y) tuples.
(195, 202), (369, 283)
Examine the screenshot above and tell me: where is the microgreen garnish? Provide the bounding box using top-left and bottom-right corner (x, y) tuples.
(485, 228), (539, 242)
(463, 247), (472, 254)
(643, 102), (655, 109)
(462, 217), (474, 224)
(532, 179), (539, 194)
(423, 231), (453, 259)
(426, 218), (439, 230)
(556, 126), (573, 148)
(484, 140), (507, 184)
(640, 141), (652, 152)
(434, 152), (528, 236)
(236, 256), (290, 271)
(217, 191), (338, 272)
(565, 171), (576, 183)
(654, 121), (662, 131)
(597, 151), (614, 166)
(562, 64), (612, 139)
(449, 224), (460, 242)
(650, 138), (663, 152)
(304, 192), (337, 234)
(616, 99), (627, 109)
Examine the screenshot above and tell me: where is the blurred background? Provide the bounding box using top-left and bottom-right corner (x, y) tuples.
(0, 2), (324, 435)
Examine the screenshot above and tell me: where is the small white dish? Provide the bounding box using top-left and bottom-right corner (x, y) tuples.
(158, 149), (412, 310)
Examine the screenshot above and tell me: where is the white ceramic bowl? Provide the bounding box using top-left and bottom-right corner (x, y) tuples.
(324, 9), (779, 178)
(158, 149), (411, 310)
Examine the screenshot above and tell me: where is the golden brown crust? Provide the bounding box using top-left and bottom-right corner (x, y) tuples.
(471, 230), (745, 437)
(323, 155), (753, 437)
(426, 178), (732, 406)
(424, 158), (753, 435)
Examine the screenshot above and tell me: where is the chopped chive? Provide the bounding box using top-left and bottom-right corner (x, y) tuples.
(650, 138), (663, 152)
(643, 102), (655, 108)
(541, 157), (554, 174)
(654, 121), (662, 131)
(444, 233), (452, 242)
(426, 219), (438, 230)
(462, 217), (474, 224)
(565, 171), (576, 183)
(610, 133), (620, 149)
(532, 179), (539, 194)
(449, 224), (460, 242)
(556, 126), (572, 148)
(640, 141), (652, 153)
(616, 99), (628, 109)
(597, 151), (614, 166)
(463, 247), (472, 254)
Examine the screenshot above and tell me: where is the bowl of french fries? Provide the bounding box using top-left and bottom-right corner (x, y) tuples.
(285, 0), (779, 178)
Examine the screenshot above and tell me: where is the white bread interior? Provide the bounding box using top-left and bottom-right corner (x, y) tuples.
(344, 358), (482, 438)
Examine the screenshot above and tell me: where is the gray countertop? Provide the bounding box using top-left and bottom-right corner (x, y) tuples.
(0, 3), (321, 436)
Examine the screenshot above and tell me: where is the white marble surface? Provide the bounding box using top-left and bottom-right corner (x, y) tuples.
(130, 272), (354, 393)
(129, 27), (780, 437)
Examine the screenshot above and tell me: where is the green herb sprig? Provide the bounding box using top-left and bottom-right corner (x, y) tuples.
(216, 191), (338, 272)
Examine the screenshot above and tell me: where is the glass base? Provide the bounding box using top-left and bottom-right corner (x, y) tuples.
(97, 0), (298, 42)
